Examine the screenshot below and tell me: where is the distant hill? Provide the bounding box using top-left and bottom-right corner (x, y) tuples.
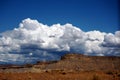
(34, 53), (120, 72)
(0, 53), (120, 72)
(0, 53), (120, 80)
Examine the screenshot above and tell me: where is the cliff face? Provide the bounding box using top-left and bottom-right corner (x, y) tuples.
(42, 53), (120, 71)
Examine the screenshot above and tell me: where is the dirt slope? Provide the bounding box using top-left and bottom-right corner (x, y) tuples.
(0, 53), (120, 80)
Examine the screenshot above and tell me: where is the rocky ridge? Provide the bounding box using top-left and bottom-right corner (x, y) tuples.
(0, 53), (120, 73)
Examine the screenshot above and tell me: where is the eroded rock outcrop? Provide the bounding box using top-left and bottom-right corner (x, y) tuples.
(0, 53), (120, 72)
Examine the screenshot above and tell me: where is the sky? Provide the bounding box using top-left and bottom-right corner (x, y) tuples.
(0, 0), (120, 64)
(0, 0), (119, 33)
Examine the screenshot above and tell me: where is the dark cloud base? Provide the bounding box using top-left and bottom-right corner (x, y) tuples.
(0, 18), (120, 64)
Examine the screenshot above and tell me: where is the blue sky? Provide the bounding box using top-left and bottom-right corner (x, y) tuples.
(0, 0), (120, 64)
(0, 0), (119, 33)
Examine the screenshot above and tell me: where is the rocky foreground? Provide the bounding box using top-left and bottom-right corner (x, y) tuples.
(0, 53), (120, 80)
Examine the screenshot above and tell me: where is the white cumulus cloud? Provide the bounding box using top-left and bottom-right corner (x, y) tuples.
(0, 18), (120, 64)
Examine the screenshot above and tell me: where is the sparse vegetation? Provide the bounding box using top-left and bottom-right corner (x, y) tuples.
(117, 74), (120, 77)
(106, 71), (113, 75)
(92, 74), (101, 80)
(0, 71), (120, 80)
(25, 64), (33, 68)
(61, 72), (66, 75)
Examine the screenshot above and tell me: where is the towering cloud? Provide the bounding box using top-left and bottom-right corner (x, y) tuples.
(0, 18), (120, 64)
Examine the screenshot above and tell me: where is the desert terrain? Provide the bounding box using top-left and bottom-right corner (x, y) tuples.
(0, 53), (120, 80)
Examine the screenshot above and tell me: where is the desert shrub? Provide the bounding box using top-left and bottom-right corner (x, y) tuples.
(28, 77), (32, 80)
(61, 72), (66, 75)
(2, 68), (6, 70)
(92, 74), (101, 80)
(106, 71), (113, 75)
(117, 74), (120, 77)
(25, 64), (33, 68)
(2, 79), (7, 80)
